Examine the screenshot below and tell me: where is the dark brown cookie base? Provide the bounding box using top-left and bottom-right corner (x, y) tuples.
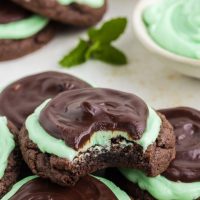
(12, 0), (107, 27)
(0, 122), (21, 198)
(19, 113), (175, 186)
(0, 24), (55, 61)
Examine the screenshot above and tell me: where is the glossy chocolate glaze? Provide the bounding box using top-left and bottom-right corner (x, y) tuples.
(0, 1), (30, 24)
(161, 107), (200, 183)
(0, 71), (91, 129)
(10, 176), (117, 200)
(39, 88), (148, 150)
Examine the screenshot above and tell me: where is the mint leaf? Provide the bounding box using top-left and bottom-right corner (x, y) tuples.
(60, 39), (89, 68)
(87, 28), (99, 40)
(91, 44), (127, 65)
(59, 17), (128, 68)
(85, 41), (100, 60)
(88, 18), (127, 44)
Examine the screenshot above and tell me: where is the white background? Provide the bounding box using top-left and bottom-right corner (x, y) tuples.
(0, 0), (200, 109)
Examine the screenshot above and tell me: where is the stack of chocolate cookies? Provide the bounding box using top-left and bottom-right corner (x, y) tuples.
(0, 0), (107, 61)
(0, 71), (178, 199)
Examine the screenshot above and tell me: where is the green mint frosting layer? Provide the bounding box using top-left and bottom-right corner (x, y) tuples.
(25, 100), (161, 161)
(1, 176), (38, 200)
(1, 175), (130, 200)
(0, 117), (15, 179)
(0, 15), (49, 40)
(57, 0), (104, 8)
(143, 0), (200, 59)
(120, 169), (200, 200)
(136, 105), (161, 150)
(94, 176), (131, 200)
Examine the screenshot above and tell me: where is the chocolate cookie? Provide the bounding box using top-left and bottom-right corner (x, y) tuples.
(12, 0), (107, 27)
(0, 1), (55, 61)
(105, 168), (153, 200)
(0, 117), (20, 198)
(1, 175), (131, 200)
(0, 71), (91, 129)
(19, 88), (175, 186)
(109, 107), (200, 200)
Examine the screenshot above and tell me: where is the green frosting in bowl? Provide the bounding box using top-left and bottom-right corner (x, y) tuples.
(0, 15), (49, 40)
(143, 0), (200, 59)
(0, 117), (15, 179)
(120, 168), (200, 200)
(25, 99), (161, 161)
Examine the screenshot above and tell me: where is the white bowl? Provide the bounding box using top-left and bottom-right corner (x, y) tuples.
(133, 0), (200, 78)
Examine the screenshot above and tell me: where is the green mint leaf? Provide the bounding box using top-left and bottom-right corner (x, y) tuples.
(88, 17), (127, 44)
(85, 41), (100, 60)
(59, 39), (89, 68)
(87, 28), (98, 40)
(90, 44), (127, 66)
(59, 17), (128, 68)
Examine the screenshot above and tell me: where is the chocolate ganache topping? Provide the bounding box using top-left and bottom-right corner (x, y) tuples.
(10, 176), (117, 200)
(39, 88), (148, 150)
(0, 71), (91, 129)
(0, 1), (30, 24)
(161, 107), (200, 183)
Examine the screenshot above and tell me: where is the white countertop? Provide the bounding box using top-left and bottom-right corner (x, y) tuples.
(0, 0), (200, 109)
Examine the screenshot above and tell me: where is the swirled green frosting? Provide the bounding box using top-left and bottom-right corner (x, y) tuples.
(143, 0), (200, 59)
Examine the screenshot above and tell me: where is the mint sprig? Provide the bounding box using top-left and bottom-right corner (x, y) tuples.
(59, 40), (89, 67)
(59, 18), (128, 68)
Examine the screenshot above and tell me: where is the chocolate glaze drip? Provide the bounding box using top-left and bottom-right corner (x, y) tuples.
(161, 107), (200, 183)
(0, 1), (31, 24)
(0, 71), (91, 129)
(39, 88), (148, 150)
(10, 176), (117, 200)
